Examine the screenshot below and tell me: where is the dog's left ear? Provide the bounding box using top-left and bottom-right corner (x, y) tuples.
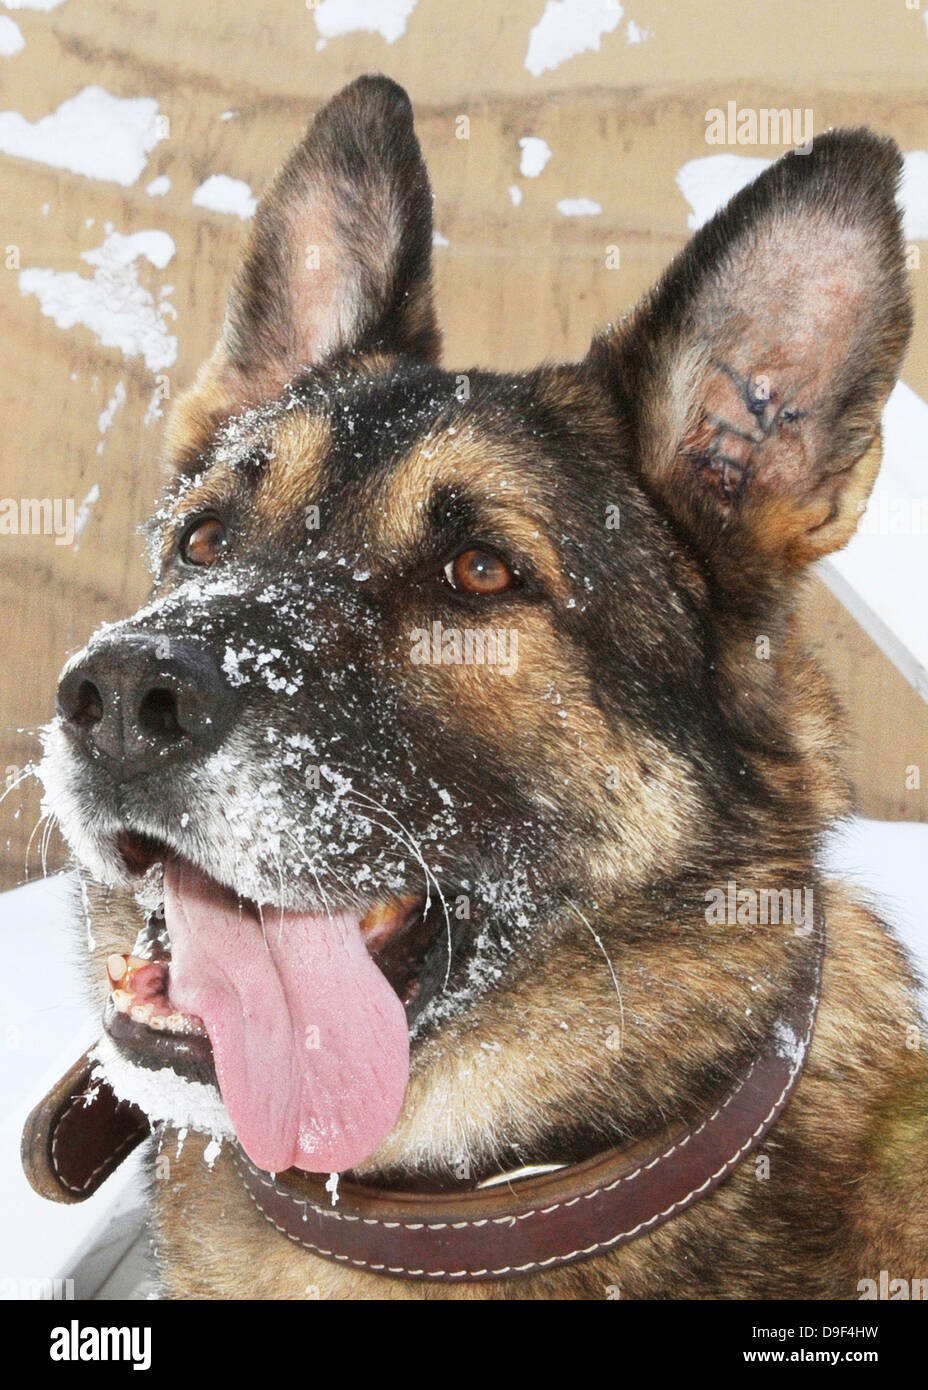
(588, 130), (912, 580)
(201, 75), (438, 410)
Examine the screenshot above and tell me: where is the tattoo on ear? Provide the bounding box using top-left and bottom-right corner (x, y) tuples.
(682, 360), (809, 503)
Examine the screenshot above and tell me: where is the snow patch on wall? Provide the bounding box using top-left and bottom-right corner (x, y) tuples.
(19, 226), (178, 372)
(557, 196), (601, 216)
(519, 136), (552, 178)
(97, 380), (125, 433)
(675, 153), (772, 230)
(0, 15), (24, 53)
(676, 149), (928, 241)
(192, 173), (257, 219)
(900, 151), (928, 240)
(96, 381), (126, 455)
(91, 227), (174, 270)
(626, 18), (650, 42)
(313, 0), (417, 46)
(144, 385), (166, 426)
(1, 0), (67, 10)
(73, 483), (99, 550)
(0, 85), (163, 186)
(525, 0), (624, 77)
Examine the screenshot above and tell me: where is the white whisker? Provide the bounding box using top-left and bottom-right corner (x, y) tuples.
(40, 812), (58, 879)
(279, 828), (335, 928)
(344, 790), (454, 991)
(24, 813), (49, 878)
(568, 902), (625, 1055)
(0, 764), (38, 812)
(274, 853), (286, 943)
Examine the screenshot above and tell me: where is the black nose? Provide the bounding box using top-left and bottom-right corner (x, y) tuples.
(57, 632), (235, 778)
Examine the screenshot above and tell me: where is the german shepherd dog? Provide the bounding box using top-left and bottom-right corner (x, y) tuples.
(39, 76), (928, 1299)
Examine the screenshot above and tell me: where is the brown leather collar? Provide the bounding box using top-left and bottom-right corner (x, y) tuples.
(22, 917), (824, 1283)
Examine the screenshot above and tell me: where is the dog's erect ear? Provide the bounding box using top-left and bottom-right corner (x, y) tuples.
(589, 130), (912, 581)
(212, 75), (438, 406)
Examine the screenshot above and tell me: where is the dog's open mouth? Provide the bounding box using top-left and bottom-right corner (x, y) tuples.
(102, 830), (453, 1174)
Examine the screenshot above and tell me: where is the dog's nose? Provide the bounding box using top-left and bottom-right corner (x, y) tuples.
(57, 632), (235, 778)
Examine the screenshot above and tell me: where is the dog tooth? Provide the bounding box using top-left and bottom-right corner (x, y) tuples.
(106, 954), (128, 985)
(360, 894), (423, 949)
(164, 1014), (185, 1032)
(130, 1003), (154, 1024)
(147, 1014), (166, 1030)
(112, 989), (133, 1014)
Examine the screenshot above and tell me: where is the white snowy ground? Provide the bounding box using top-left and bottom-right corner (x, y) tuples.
(0, 818), (926, 1298)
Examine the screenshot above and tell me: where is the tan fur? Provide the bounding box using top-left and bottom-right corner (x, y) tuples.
(377, 427), (570, 601)
(163, 350), (240, 474)
(253, 414), (330, 530)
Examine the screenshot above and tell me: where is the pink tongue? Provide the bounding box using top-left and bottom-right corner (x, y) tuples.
(163, 862), (409, 1173)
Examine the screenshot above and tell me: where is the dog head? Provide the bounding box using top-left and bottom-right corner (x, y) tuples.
(41, 77), (911, 1178)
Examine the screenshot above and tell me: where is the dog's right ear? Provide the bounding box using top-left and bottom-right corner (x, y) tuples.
(171, 75), (438, 442)
(588, 130), (912, 588)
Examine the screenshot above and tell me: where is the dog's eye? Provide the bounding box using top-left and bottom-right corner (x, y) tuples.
(443, 548), (514, 595)
(181, 517), (227, 567)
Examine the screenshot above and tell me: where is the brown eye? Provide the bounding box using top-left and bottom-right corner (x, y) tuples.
(444, 547), (514, 596)
(181, 517), (227, 567)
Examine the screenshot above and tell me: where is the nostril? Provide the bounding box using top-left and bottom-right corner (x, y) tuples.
(57, 636), (231, 771)
(59, 677), (104, 728)
(138, 687), (182, 738)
